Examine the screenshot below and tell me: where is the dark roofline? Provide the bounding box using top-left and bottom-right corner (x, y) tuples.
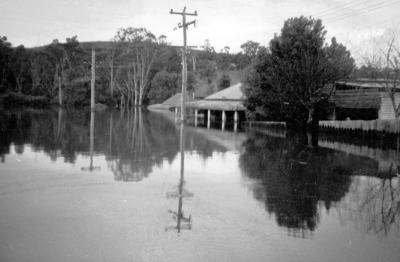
(204, 98), (244, 101)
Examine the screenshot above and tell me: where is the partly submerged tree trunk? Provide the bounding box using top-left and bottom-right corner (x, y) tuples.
(16, 79), (22, 94)
(299, 104), (319, 147)
(389, 92), (400, 119)
(120, 94), (124, 109)
(307, 105), (315, 127)
(58, 75), (62, 107)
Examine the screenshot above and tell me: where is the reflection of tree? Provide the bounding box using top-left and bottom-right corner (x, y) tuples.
(356, 169), (400, 237)
(0, 109), (230, 182)
(108, 109), (180, 182)
(239, 132), (352, 236)
(0, 109), (92, 163)
(0, 112), (12, 162)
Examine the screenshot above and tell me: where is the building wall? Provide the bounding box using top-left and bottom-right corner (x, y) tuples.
(378, 92), (400, 119)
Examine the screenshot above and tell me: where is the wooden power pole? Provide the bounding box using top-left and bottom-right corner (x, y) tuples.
(170, 7), (197, 122)
(91, 48), (96, 110)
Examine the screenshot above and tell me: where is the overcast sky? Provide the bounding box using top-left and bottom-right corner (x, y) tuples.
(1, 0), (400, 60)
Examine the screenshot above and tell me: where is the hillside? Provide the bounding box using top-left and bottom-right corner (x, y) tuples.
(2, 36), (249, 107)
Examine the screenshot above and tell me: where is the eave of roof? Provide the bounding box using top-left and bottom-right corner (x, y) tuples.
(186, 100), (245, 111)
(204, 82), (246, 101)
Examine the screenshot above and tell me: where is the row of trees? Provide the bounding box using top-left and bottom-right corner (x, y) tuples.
(0, 35), (89, 106)
(0, 30), (255, 108)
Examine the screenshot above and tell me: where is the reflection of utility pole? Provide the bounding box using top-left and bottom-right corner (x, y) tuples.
(170, 7), (197, 122)
(109, 113), (113, 153)
(81, 110), (101, 172)
(165, 123), (193, 234)
(57, 108), (63, 139)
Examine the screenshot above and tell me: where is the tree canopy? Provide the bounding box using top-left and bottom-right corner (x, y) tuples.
(244, 16), (355, 129)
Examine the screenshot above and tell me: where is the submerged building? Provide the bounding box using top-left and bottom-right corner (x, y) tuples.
(328, 79), (400, 120)
(187, 82), (247, 130)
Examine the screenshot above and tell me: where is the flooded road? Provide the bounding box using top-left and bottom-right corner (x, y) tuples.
(0, 109), (399, 262)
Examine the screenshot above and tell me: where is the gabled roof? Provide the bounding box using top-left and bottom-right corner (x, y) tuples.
(186, 82), (247, 111)
(162, 93), (191, 107)
(204, 82), (246, 101)
(162, 93), (182, 107)
(336, 79), (398, 90)
(186, 100), (246, 111)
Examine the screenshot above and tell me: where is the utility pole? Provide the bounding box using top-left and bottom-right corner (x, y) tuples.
(170, 7), (197, 122)
(91, 48), (96, 111)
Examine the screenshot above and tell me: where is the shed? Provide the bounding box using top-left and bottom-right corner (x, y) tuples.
(187, 82), (247, 130)
(329, 79), (400, 120)
(187, 82), (246, 111)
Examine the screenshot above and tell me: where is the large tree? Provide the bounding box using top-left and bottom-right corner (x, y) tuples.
(240, 40), (260, 60)
(148, 70), (180, 104)
(245, 16), (354, 130)
(0, 36), (12, 93)
(10, 45), (32, 94)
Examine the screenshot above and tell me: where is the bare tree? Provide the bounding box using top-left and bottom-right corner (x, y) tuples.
(113, 28), (158, 108)
(363, 30), (400, 118)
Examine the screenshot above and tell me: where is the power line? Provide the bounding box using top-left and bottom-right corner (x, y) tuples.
(264, 0), (400, 36)
(306, 0), (369, 18)
(324, 0), (400, 23)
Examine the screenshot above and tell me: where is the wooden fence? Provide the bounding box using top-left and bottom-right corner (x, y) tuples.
(319, 119), (400, 134)
(246, 120), (400, 134)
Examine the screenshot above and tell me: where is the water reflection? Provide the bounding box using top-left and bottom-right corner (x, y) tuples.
(165, 122), (193, 233)
(342, 173), (400, 238)
(1, 109), (399, 240)
(0, 109), (228, 181)
(81, 110), (100, 172)
(108, 109), (177, 182)
(239, 133), (400, 237)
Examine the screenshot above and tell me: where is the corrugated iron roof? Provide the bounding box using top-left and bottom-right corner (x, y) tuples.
(186, 100), (245, 111)
(336, 80), (398, 89)
(161, 93), (192, 107)
(331, 89), (381, 109)
(204, 82), (246, 101)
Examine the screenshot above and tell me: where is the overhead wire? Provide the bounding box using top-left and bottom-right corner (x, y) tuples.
(323, 0), (400, 23)
(305, 0), (370, 18)
(263, 0), (400, 36)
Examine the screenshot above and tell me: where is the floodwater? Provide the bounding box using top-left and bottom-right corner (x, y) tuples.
(0, 109), (399, 262)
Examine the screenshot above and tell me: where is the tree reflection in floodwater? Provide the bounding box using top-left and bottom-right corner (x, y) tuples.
(364, 176), (400, 236)
(239, 130), (400, 237)
(107, 109), (180, 182)
(343, 173), (400, 238)
(2, 109), (399, 238)
(0, 109), (227, 182)
(239, 131), (353, 236)
(0, 109), (180, 181)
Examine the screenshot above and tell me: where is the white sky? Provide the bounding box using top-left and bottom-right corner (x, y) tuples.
(1, 0), (400, 61)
